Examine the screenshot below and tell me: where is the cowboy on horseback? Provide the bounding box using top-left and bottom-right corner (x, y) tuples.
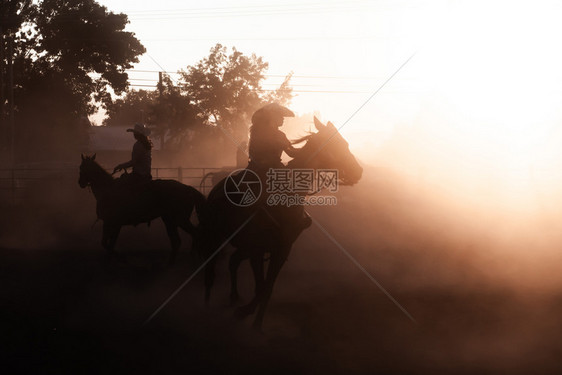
(248, 103), (301, 172)
(247, 103), (311, 235)
(113, 123), (153, 185)
(200, 109), (363, 329)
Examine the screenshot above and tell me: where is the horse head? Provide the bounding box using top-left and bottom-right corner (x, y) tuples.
(291, 117), (363, 186)
(78, 153), (97, 188)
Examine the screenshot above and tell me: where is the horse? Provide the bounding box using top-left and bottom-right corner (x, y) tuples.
(78, 154), (205, 263)
(198, 117), (363, 330)
(200, 169), (234, 192)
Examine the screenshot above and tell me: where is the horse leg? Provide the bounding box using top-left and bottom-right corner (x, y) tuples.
(102, 222), (121, 255)
(252, 246), (290, 331)
(177, 208), (201, 259)
(178, 216), (198, 257)
(229, 249), (246, 305)
(178, 213), (197, 235)
(204, 255), (218, 305)
(200, 229), (225, 304)
(101, 223), (110, 251)
(235, 252), (264, 318)
(163, 216), (181, 265)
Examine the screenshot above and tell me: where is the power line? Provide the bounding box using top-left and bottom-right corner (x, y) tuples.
(128, 78), (159, 82)
(128, 80), (396, 88)
(125, 1), (370, 14)
(124, 1), (382, 20)
(125, 69), (398, 80)
(138, 35), (393, 42)
(126, 84), (410, 94)
(40, 34), (396, 43)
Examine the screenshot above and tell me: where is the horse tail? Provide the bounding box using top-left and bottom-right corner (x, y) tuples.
(200, 172), (215, 191)
(186, 184), (210, 259)
(204, 252), (219, 303)
(192, 186), (207, 221)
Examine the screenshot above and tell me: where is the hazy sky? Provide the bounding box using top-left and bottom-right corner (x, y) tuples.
(95, 0), (562, 201)
(94, 0), (426, 151)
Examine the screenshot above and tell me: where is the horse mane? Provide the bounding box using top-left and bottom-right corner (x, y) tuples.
(287, 132), (319, 169)
(86, 158), (114, 184)
(291, 133), (314, 145)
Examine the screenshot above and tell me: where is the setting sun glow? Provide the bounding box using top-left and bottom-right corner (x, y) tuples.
(92, 0), (562, 210)
(380, 0), (562, 209)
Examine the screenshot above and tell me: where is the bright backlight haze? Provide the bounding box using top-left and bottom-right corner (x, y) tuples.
(96, 0), (562, 210)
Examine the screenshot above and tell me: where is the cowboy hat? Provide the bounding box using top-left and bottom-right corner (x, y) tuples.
(127, 123), (151, 136)
(251, 103), (294, 125)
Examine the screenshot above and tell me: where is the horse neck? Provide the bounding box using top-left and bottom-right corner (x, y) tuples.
(287, 143), (325, 197)
(89, 165), (114, 199)
(288, 141), (320, 170)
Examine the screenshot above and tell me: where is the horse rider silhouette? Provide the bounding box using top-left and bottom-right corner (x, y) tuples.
(113, 123), (153, 187)
(247, 103), (311, 232)
(248, 103), (301, 172)
(200, 113), (364, 329)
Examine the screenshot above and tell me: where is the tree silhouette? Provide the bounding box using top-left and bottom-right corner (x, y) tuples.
(153, 74), (199, 150)
(104, 44), (293, 160)
(104, 89), (157, 127)
(104, 74), (200, 151)
(1, 0), (145, 161)
(179, 44), (293, 142)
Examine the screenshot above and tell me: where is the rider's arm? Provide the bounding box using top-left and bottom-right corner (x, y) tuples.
(113, 160), (133, 173)
(284, 145), (301, 158)
(114, 141), (148, 173)
(114, 143), (138, 173)
(278, 131), (301, 158)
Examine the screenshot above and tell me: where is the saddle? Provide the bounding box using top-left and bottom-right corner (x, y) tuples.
(226, 165), (311, 244)
(97, 174), (154, 223)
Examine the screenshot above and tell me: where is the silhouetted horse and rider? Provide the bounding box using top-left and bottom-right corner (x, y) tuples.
(197, 104), (363, 329)
(79, 104), (362, 329)
(78, 123), (205, 263)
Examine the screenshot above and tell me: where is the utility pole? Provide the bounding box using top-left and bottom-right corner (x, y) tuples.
(1, 13), (21, 167)
(158, 71), (165, 151)
(8, 34), (14, 165)
(0, 26), (5, 160)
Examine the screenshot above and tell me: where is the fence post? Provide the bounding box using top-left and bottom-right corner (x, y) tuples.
(11, 168), (15, 205)
(202, 168), (206, 194)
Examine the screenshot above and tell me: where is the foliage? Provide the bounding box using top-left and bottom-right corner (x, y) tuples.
(103, 89), (157, 127)
(153, 74), (199, 146)
(104, 44), (293, 160)
(179, 44), (293, 140)
(1, 0), (145, 161)
(104, 74), (200, 149)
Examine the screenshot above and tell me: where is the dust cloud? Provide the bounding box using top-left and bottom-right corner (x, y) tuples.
(2, 127), (562, 373)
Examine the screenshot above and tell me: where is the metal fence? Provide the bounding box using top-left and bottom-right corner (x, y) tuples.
(0, 167), (224, 206)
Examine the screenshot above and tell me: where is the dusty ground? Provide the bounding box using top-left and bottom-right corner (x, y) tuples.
(2, 231), (561, 374)
(2, 168), (562, 374)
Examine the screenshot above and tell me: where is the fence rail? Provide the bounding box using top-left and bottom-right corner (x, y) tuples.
(0, 167), (225, 206)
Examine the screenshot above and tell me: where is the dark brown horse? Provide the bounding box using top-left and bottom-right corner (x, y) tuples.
(198, 117), (363, 329)
(78, 154), (205, 263)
